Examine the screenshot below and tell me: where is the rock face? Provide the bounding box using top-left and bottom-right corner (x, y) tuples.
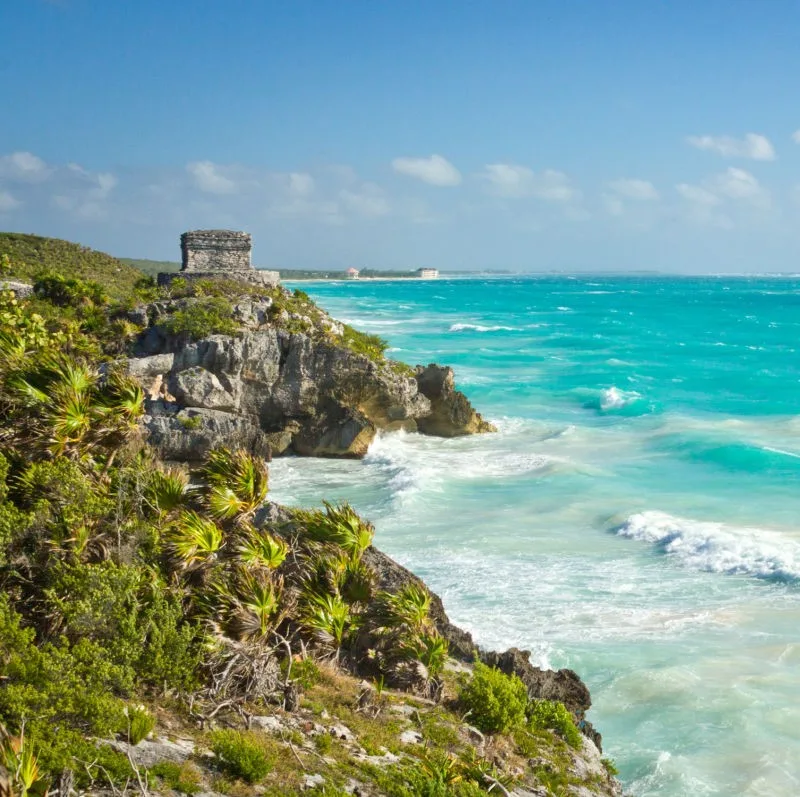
(0, 280), (34, 298)
(360, 544), (600, 747)
(416, 364), (495, 436)
(127, 299), (493, 459)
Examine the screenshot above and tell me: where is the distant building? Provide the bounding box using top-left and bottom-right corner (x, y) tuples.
(416, 267), (439, 280)
(346, 267), (360, 280)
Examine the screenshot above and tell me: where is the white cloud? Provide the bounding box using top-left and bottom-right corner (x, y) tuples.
(686, 133), (775, 161)
(0, 151), (51, 182)
(602, 194), (625, 216)
(0, 190), (21, 211)
(339, 183), (389, 217)
(391, 154), (461, 186)
(710, 167), (766, 202)
(481, 164), (579, 202)
(186, 161), (237, 194)
(676, 183), (720, 206)
(288, 172), (315, 197)
(608, 178), (659, 200)
(676, 167), (770, 228)
(793, 130), (800, 144)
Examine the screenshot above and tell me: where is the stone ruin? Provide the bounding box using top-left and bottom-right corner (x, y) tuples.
(158, 230), (280, 288)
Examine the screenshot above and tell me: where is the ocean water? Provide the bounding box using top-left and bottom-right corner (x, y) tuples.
(270, 276), (800, 796)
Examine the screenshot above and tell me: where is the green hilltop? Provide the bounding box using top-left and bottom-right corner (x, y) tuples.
(0, 232), (146, 300)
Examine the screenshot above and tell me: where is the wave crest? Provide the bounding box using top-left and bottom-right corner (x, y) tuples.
(615, 510), (800, 582)
(449, 323), (517, 332)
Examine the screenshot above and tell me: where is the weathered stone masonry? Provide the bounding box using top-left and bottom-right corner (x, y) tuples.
(158, 229), (280, 288)
(181, 229), (252, 272)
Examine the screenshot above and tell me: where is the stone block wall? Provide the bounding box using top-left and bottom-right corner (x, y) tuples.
(181, 230), (251, 272)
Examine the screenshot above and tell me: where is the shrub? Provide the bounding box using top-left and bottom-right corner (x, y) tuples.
(149, 761), (203, 794)
(283, 656), (321, 690)
(162, 297), (238, 339)
(209, 729), (271, 783)
(124, 704), (155, 745)
(34, 271), (108, 308)
(341, 325), (388, 363)
(526, 699), (582, 749)
(458, 661), (528, 734)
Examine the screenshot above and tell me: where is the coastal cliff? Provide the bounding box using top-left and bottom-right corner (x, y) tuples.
(0, 240), (620, 797)
(124, 287), (494, 460)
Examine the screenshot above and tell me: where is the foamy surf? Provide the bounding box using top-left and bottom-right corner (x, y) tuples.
(449, 322), (517, 332)
(615, 511), (800, 582)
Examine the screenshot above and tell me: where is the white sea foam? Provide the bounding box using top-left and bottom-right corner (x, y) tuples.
(601, 386), (643, 410)
(616, 511), (800, 581)
(449, 322), (517, 332)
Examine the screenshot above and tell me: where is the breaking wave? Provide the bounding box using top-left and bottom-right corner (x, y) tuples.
(449, 322), (517, 332)
(615, 511), (800, 582)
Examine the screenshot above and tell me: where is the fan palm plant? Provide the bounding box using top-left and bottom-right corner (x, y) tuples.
(301, 502), (374, 562)
(372, 583), (434, 637)
(301, 592), (352, 655)
(171, 510), (224, 568)
(230, 571), (284, 639)
(237, 528), (288, 570)
(147, 467), (189, 515)
(0, 723), (48, 797)
(202, 448), (268, 521)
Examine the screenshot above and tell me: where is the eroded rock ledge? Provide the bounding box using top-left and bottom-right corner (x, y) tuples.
(125, 294), (494, 459)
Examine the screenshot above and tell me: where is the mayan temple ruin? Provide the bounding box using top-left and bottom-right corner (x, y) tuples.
(158, 229), (280, 287)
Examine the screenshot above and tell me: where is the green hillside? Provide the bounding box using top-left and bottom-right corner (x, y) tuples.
(0, 232), (145, 300)
(120, 257), (181, 277)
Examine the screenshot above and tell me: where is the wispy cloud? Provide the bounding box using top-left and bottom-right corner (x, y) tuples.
(391, 154), (461, 186)
(481, 164), (579, 202)
(0, 191), (21, 212)
(0, 151), (52, 182)
(686, 133), (775, 161)
(186, 161), (237, 194)
(792, 130), (800, 144)
(608, 178), (659, 200)
(676, 167), (770, 228)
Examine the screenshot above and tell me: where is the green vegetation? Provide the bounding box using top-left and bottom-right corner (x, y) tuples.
(0, 244), (609, 797)
(527, 698), (582, 749)
(458, 661), (528, 734)
(149, 761), (203, 794)
(209, 729), (272, 783)
(162, 296), (238, 339)
(0, 233), (144, 300)
(120, 257), (181, 277)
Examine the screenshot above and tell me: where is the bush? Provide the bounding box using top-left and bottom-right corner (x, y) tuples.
(125, 704), (155, 745)
(458, 662), (528, 734)
(45, 561), (204, 691)
(162, 297), (238, 339)
(341, 325), (388, 363)
(527, 699), (582, 749)
(209, 729), (271, 783)
(149, 761), (203, 794)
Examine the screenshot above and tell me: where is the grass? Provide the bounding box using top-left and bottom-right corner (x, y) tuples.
(0, 232), (144, 300)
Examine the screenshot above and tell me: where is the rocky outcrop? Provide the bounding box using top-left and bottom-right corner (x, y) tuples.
(416, 364), (496, 436)
(126, 295), (493, 459)
(254, 503), (600, 750)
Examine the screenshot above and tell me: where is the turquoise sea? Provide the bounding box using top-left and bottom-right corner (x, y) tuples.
(271, 276), (800, 796)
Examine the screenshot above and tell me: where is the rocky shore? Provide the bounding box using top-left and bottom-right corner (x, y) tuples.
(124, 291), (494, 460)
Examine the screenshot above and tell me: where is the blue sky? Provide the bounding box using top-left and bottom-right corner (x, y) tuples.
(3, 0), (800, 271)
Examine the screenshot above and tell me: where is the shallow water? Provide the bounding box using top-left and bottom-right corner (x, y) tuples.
(270, 276), (800, 795)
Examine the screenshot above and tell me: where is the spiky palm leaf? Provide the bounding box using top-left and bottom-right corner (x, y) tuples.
(302, 502), (374, 561)
(207, 485), (248, 521)
(171, 510), (224, 566)
(342, 558), (377, 606)
(398, 632), (449, 679)
(237, 528), (288, 570)
(372, 583), (433, 637)
(301, 592), (351, 652)
(148, 467), (189, 514)
(203, 447), (267, 498)
(231, 571), (283, 639)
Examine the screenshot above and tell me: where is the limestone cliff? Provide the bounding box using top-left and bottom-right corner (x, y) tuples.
(124, 291), (495, 459)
